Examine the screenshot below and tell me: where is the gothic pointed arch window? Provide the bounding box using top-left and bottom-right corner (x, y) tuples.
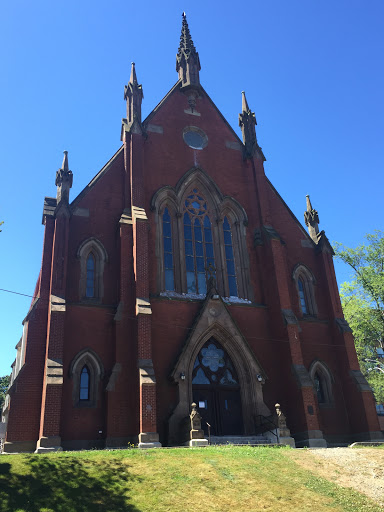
(152, 168), (253, 300)
(70, 349), (104, 408)
(77, 238), (108, 303)
(309, 360), (334, 407)
(292, 264), (317, 317)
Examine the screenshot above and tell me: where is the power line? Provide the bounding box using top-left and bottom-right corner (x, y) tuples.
(0, 286), (354, 349)
(0, 288), (37, 299)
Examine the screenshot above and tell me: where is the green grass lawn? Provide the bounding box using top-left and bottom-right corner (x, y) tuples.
(0, 446), (381, 512)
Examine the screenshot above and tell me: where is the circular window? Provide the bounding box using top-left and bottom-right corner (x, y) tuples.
(183, 127), (208, 150)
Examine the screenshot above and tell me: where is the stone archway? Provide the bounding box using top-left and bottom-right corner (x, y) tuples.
(168, 294), (270, 445)
(192, 338), (243, 435)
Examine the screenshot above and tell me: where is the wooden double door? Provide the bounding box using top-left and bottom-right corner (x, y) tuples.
(193, 386), (243, 436)
(192, 339), (243, 436)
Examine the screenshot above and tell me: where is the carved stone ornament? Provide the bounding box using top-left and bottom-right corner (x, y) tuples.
(189, 402), (205, 440)
(190, 402), (202, 430)
(275, 403), (291, 437)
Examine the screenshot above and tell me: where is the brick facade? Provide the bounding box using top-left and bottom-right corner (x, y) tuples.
(2, 16), (382, 452)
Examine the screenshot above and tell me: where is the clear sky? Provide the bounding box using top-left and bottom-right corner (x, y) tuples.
(1, 0), (383, 376)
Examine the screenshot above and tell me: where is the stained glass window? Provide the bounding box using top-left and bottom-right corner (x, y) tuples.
(86, 254), (95, 298)
(183, 190), (215, 295)
(223, 217), (238, 297)
(163, 208), (175, 291)
(298, 278), (308, 314)
(192, 340), (238, 386)
(79, 365), (90, 400)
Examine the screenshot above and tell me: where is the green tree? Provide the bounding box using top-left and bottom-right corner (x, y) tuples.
(0, 375), (10, 411)
(334, 231), (384, 403)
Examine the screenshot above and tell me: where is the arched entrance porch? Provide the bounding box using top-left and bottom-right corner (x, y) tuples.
(169, 294), (271, 445)
(192, 339), (242, 435)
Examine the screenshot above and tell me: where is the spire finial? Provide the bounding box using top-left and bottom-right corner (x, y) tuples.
(176, 13), (201, 89)
(239, 91), (261, 159)
(304, 194), (320, 242)
(55, 151), (73, 204)
(129, 62), (137, 85)
(122, 62), (144, 137)
(241, 91), (250, 113)
(62, 150), (69, 172)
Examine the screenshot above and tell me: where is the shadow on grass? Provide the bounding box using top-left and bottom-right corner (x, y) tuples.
(0, 455), (142, 512)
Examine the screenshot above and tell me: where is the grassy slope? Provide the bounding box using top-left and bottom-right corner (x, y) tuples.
(0, 446), (381, 512)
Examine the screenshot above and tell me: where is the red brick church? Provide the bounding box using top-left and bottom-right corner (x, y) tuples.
(2, 14), (381, 452)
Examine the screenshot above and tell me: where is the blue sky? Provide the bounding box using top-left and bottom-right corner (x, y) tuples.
(1, 0), (383, 375)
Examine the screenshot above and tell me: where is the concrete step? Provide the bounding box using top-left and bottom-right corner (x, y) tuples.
(209, 435), (271, 445)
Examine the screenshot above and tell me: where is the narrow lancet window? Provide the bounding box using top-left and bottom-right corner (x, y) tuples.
(79, 365), (90, 400)
(183, 190), (215, 295)
(298, 278), (308, 314)
(86, 254), (95, 298)
(314, 372), (325, 404)
(163, 208), (175, 291)
(223, 217), (237, 297)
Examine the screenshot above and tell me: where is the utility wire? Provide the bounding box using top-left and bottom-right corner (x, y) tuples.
(0, 286), (354, 349)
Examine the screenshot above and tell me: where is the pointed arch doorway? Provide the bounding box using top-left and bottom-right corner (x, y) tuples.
(192, 339), (243, 435)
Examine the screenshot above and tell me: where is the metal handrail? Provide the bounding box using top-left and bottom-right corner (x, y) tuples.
(254, 414), (279, 442)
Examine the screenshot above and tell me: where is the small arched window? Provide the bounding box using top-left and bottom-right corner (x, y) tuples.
(292, 265), (317, 317)
(79, 365), (90, 400)
(70, 350), (104, 408)
(86, 254), (96, 298)
(309, 361), (333, 407)
(77, 238), (108, 303)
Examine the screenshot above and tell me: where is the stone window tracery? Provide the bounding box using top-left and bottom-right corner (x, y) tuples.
(192, 341), (239, 386)
(152, 168), (253, 300)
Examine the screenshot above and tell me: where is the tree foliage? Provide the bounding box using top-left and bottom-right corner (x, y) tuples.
(334, 231), (384, 403)
(0, 374), (10, 411)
